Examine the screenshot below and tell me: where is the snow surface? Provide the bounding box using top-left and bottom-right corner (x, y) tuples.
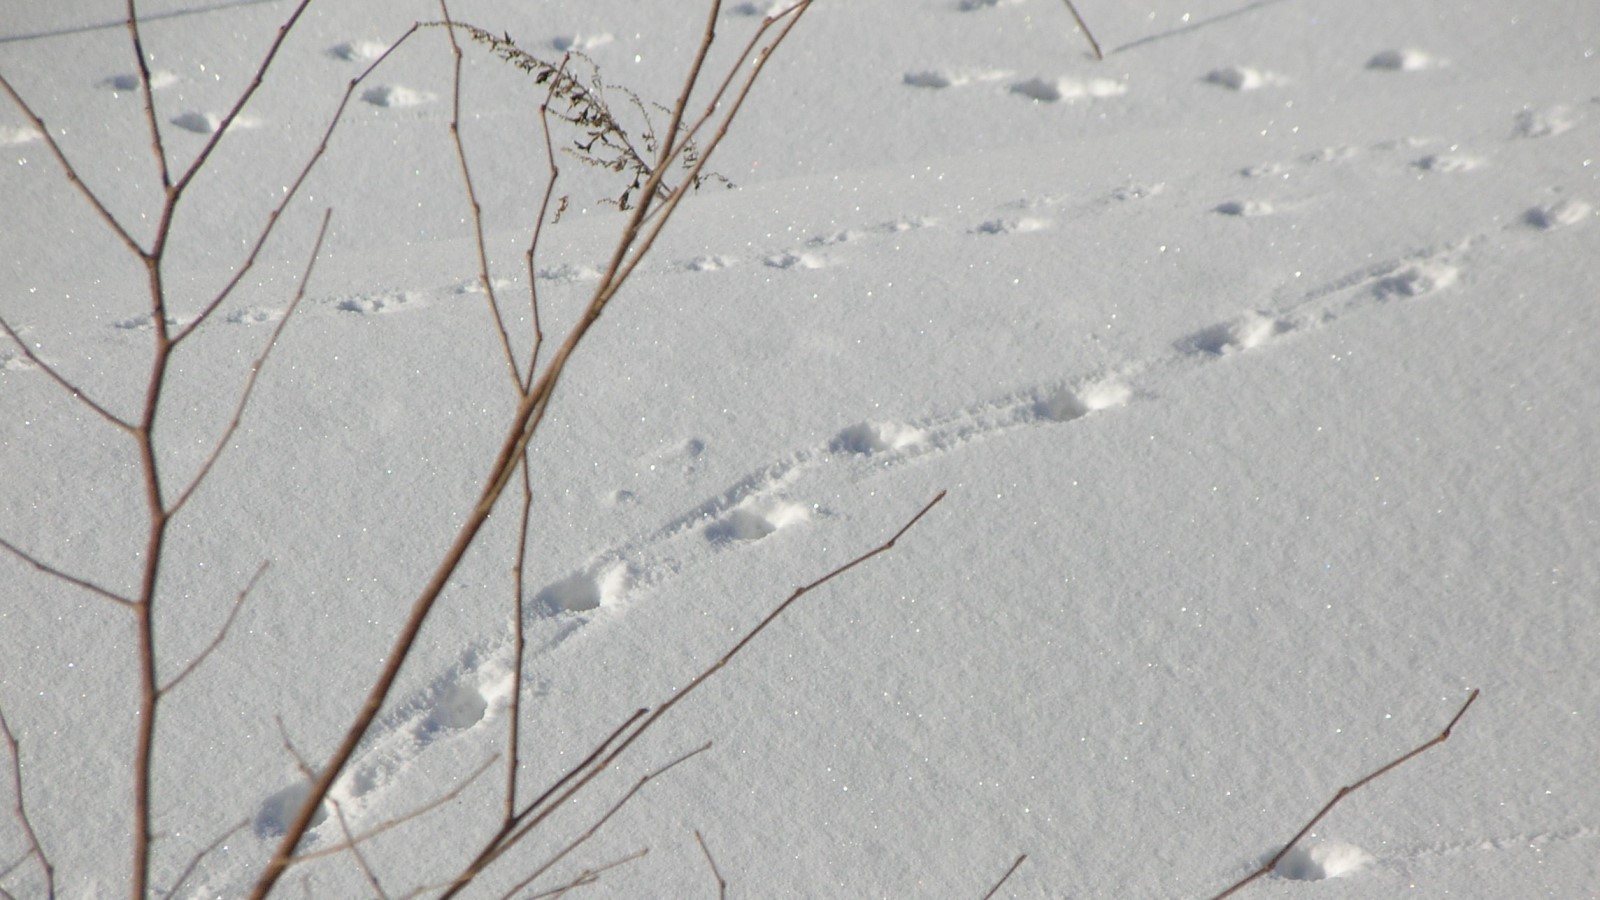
(2, 0), (1598, 897)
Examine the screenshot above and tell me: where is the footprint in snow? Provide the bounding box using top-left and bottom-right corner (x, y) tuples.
(1035, 378), (1132, 422)
(902, 67), (1011, 90)
(1514, 105), (1579, 138)
(253, 780), (328, 839)
(361, 84), (435, 108)
(1373, 260), (1459, 300)
(764, 250), (826, 270)
(1009, 76), (1126, 103)
(327, 40), (391, 62)
(533, 565), (629, 615)
(1366, 48), (1444, 72)
(552, 33), (614, 51)
(705, 499), (809, 544)
(335, 291), (421, 314)
(1203, 66), (1283, 91)
(1271, 840), (1375, 881)
(1214, 200), (1274, 217)
(972, 216), (1050, 235)
(1414, 152), (1486, 173)
(1179, 311), (1296, 357)
(830, 421), (926, 456)
(100, 70), (177, 91)
(1525, 197), (1592, 230)
(170, 111), (261, 134)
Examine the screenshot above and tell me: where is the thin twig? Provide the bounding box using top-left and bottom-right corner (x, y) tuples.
(526, 848), (648, 899)
(0, 534), (136, 608)
(168, 208), (333, 516)
(438, 0), (523, 390)
(247, 8), (818, 895)
(0, 74), (145, 255)
(694, 829), (727, 899)
(979, 853), (1027, 900)
(163, 819), (248, 899)
(123, 0), (171, 190)
(329, 797), (389, 900)
(501, 744), (711, 899)
(0, 314), (133, 432)
(1061, 1), (1103, 61)
(0, 706), (54, 900)
(1209, 688), (1481, 899)
(159, 561), (269, 693)
(169, 26), (422, 347)
(292, 754), (497, 864)
(446, 490), (946, 892)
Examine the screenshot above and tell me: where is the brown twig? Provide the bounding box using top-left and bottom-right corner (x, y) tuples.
(0, 534), (136, 608)
(526, 848), (648, 899)
(438, 0), (522, 390)
(1061, 1), (1103, 61)
(0, 706), (53, 900)
(1209, 688), (1481, 899)
(292, 754), (497, 864)
(979, 853), (1026, 900)
(444, 490), (945, 892)
(159, 561), (269, 693)
(329, 797), (388, 900)
(0, 314), (133, 432)
(163, 819), (248, 898)
(248, 8), (817, 896)
(167, 208), (332, 516)
(501, 744), (710, 898)
(694, 829), (727, 899)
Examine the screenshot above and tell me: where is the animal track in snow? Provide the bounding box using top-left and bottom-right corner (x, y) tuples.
(1373, 260), (1460, 299)
(334, 290), (422, 314)
(1214, 199), (1273, 217)
(1525, 197), (1592, 230)
(171, 111), (261, 134)
(534, 565), (629, 614)
(1035, 378), (1132, 422)
(551, 33), (614, 52)
(100, 70), (177, 91)
(361, 85), (435, 108)
(1272, 840), (1375, 881)
(1180, 311), (1296, 357)
(254, 781), (328, 838)
(1414, 152), (1485, 173)
(764, 250), (827, 270)
(1514, 105), (1579, 138)
(1366, 48), (1444, 72)
(902, 67), (1012, 89)
(972, 216), (1050, 235)
(1, 125), (40, 146)
(328, 40), (390, 62)
(1009, 76), (1126, 103)
(1203, 66), (1283, 91)
(830, 421), (927, 456)
(705, 498), (809, 544)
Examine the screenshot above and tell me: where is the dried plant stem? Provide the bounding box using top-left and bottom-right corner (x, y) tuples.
(164, 819), (247, 898)
(1210, 688), (1481, 899)
(694, 829), (727, 899)
(979, 853), (1026, 900)
(500, 744), (711, 898)
(525, 848), (648, 899)
(250, 6), (815, 895)
(1061, 1), (1103, 60)
(441, 490), (945, 892)
(160, 561), (269, 693)
(0, 707), (53, 899)
(0, 534), (135, 608)
(293, 754), (497, 865)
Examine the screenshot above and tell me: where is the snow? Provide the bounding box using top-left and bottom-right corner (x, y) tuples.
(2, 0), (1598, 897)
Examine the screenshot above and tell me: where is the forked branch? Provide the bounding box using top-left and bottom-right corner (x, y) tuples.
(1209, 688), (1481, 899)
(0, 706), (54, 899)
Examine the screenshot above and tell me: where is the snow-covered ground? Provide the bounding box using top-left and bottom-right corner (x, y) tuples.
(2, 1), (1597, 897)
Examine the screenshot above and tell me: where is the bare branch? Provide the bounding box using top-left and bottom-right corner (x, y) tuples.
(1061, 1), (1103, 61)
(0, 534), (136, 608)
(293, 754), (497, 864)
(123, 0), (172, 190)
(502, 744), (711, 899)
(526, 847), (648, 899)
(0, 706), (54, 900)
(168, 209), (333, 516)
(448, 491), (946, 891)
(329, 797), (389, 900)
(0, 73), (146, 255)
(694, 829), (726, 899)
(0, 314), (133, 433)
(164, 819), (248, 899)
(438, 0), (523, 390)
(159, 561), (269, 693)
(1210, 688), (1481, 899)
(170, 26), (422, 347)
(979, 853), (1027, 900)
